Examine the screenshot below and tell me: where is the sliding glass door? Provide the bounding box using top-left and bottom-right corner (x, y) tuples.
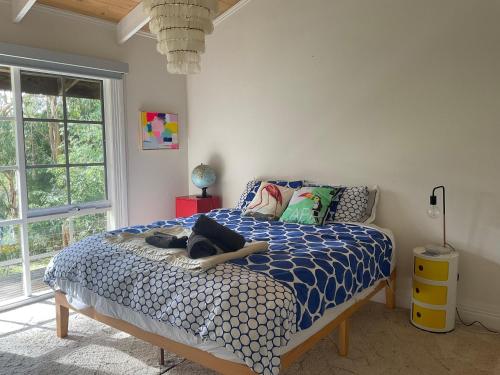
(0, 67), (111, 306)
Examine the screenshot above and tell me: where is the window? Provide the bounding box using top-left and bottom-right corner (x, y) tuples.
(21, 72), (107, 213)
(0, 67), (114, 306)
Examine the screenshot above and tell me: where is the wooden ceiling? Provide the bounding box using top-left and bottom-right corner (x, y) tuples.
(217, 0), (240, 16)
(37, 0), (241, 23)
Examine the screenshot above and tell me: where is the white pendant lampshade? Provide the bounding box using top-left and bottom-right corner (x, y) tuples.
(143, 0), (218, 74)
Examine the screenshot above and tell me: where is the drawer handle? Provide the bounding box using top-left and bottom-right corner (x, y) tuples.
(416, 312), (422, 318)
(418, 265), (424, 271)
(415, 287), (420, 294)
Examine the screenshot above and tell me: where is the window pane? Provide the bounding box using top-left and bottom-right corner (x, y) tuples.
(0, 67), (13, 117)
(0, 263), (24, 303)
(27, 214), (105, 295)
(28, 218), (65, 295)
(27, 167), (67, 209)
(0, 225), (22, 303)
(0, 170), (19, 220)
(24, 121), (65, 166)
(0, 120), (16, 166)
(70, 166), (106, 204)
(31, 257), (51, 295)
(28, 213), (107, 258)
(21, 72), (63, 119)
(72, 212), (107, 242)
(68, 123), (104, 164)
(28, 218), (66, 257)
(0, 225), (21, 262)
(65, 79), (102, 122)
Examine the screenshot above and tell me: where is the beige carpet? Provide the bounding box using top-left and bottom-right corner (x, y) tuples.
(1, 299), (499, 375)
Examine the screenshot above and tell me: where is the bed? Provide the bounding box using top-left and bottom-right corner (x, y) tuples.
(45, 208), (396, 375)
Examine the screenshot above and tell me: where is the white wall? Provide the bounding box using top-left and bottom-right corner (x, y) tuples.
(0, 1), (188, 225)
(188, 0), (500, 327)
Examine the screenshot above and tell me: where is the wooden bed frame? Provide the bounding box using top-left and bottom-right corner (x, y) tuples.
(55, 270), (396, 374)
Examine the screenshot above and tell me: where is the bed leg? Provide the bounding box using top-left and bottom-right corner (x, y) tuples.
(338, 318), (349, 357)
(385, 270), (397, 309)
(56, 302), (69, 338)
(159, 348), (165, 366)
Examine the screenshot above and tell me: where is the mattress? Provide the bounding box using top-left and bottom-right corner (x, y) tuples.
(45, 209), (394, 375)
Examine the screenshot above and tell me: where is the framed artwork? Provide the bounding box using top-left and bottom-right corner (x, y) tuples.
(140, 111), (179, 150)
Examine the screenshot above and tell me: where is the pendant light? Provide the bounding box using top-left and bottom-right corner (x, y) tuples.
(143, 0), (218, 74)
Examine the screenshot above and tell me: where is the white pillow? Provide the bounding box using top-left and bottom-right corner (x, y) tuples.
(328, 186), (369, 223)
(243, 182), (295, 220)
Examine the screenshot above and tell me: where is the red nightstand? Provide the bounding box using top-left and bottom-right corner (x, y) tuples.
(175, 195), (222, 218)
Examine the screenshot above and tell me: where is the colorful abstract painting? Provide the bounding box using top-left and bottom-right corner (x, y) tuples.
(141, 111), (179, 150)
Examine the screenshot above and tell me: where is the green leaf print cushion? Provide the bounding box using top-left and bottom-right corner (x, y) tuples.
(279, 187), (343, 225)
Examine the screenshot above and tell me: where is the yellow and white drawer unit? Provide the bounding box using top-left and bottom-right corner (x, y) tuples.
(411, 247), (459, 333)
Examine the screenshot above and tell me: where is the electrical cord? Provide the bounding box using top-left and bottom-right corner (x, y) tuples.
(444, 243), (456, 251)
(456, 308), (499, 334)
(444, 242), (498, 334)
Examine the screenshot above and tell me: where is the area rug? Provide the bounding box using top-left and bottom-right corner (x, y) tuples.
(1, 299), (499, 375)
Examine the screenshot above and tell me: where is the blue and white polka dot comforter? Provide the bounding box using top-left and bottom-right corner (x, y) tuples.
(44, 209), (393, 375)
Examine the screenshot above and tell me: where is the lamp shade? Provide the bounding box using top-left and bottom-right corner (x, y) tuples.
(144, 0), (218, 74)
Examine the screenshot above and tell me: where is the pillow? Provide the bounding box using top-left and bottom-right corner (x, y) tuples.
(360, 186), (379, 224)
(236, 179), (303, 210)
(280, 187), (343, 225)
(236, 180), (258, 210)
(243, 182), (295, 220)
(305, 183), (371, 223)
(326, 186), (370, 223)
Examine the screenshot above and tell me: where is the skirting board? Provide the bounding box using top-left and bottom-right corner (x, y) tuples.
(457, 302), (500, 332)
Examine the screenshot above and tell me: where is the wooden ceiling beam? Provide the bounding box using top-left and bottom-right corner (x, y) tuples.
(117, 2), (150, 44)
(12, 0), (37, 23)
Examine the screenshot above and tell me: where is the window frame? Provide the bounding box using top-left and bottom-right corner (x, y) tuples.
(0, 70), (19, 222)
(20, 70), (110, 217)
(0, 65), (126, 308)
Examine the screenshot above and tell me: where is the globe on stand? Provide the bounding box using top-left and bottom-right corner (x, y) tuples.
(191, 164), (216, 198)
